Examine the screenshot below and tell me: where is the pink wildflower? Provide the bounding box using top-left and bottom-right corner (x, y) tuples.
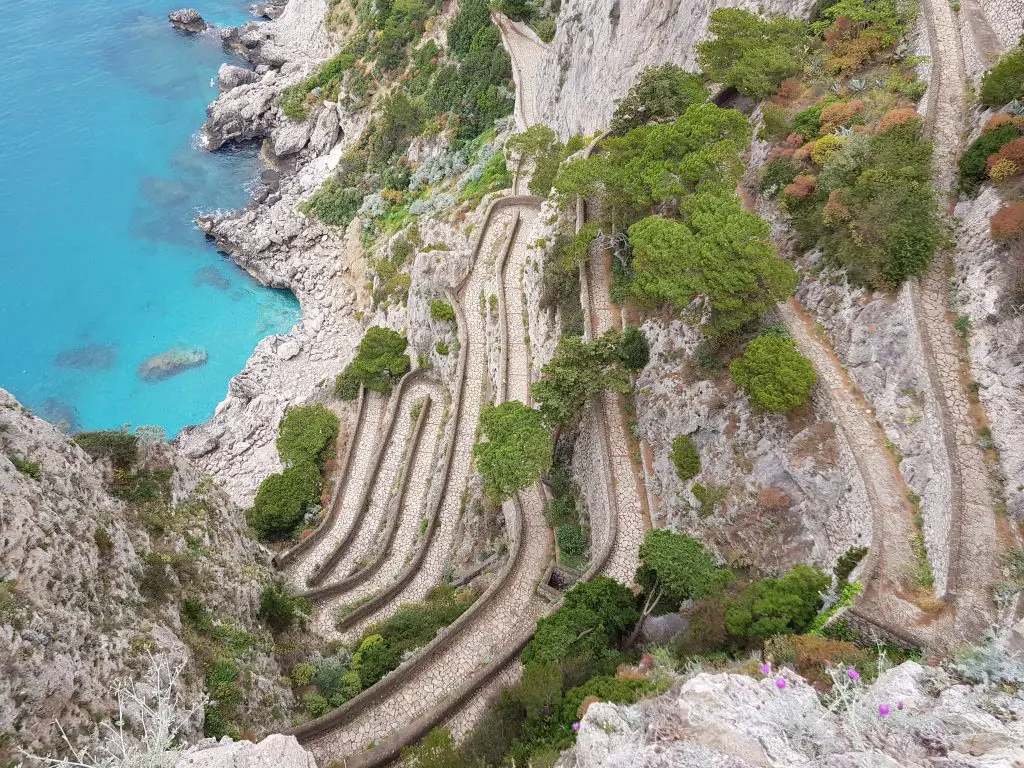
(760, 662), (772, 675)
(897, 701), (905, 711)
(879, 704), (891, 717)
(572, 722), (581, 732)
(775, 678), (787, 690)
(846, 668), (861, 681)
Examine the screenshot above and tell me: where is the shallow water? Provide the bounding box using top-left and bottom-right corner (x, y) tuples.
(0, 1), (300, 436)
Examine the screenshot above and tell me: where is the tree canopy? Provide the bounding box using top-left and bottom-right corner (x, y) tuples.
(610, 64), (710, 135)
(725, 564), (830, 640)
(474, 401), (553, 502)
(627, 190), (797, 336)
(246, 462), (322, 541)
(730, 333), (817, 412)
(335, 326), (411, 398)
(636, 530), (730, 614)
(696, 9), (808, 99)
(276, 404), (339, 469)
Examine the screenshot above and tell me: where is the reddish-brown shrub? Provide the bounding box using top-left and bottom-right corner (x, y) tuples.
(784, 174), (817, 199)
(789, 635), (871, 686)
(826, 32), (885, 75)
(793, 141), (817, 161)
(991, 202), (1024, 241)
(822, 190), (851, 224)
(757, 486), (792, 512)
(820, 101), (864, 131)
(773, 78), (803, 105)
(987, 138), (1024, 179)
(984, 114), (1016, 134)
(878, 107), (921, 132)
(823, 15), (858, 45)
(784, 132), (806, 149)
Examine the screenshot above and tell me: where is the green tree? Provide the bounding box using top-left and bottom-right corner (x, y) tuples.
(616, 326), (650, 370)
(474, 401), (553, 502)
(447, 0), (491, 57)
(507, 125), (585, 196)
(627, 190), (797, 335)
(554, 104), (752, 227)
(730, 334), (817, 412)
(725, 564), (831, 640)
(813, 0), (917, 45)
(610, 64), (710, 134)
(402, 728), (468, 768)
(636, 530), (728, 613)
(429, 299), (456, 322)
(531, 332), (630, 428)
(980, 47), (1024, 107)
(276, 404), (339, 468)
(336, 327), (411, 398)
(696, 9), (808, 99)
(669, 435), (701, 481)
(246, 462), (322, 541)
(523, 576), (639, 665)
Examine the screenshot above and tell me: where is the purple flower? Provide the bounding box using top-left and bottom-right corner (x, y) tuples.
(879, 704), (891, 717)
(846, 668), (861, 681)
(760, 662), (772, 675)
(897, 701), (905, 711)
(572, 722), (580, 733)
(775, 678), (787, 690)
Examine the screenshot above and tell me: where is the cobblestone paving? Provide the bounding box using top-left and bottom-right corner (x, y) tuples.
(960, 0), (1005, 65)
(306, 204), (554, 762)
(979, 0), (1023, 50)
(284, 393), (388, 588)
(311, 379), (445, 638)
(916, 0), (1000, 641)
(494, 14), (545, 131)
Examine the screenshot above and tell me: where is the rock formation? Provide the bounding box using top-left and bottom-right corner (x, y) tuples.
(138, 346), (209, 382)
(174, 734), (317, 767)
(561, 661), (1024, 767)
(0, 389), (292, 760)
(169, 9), (209, 35)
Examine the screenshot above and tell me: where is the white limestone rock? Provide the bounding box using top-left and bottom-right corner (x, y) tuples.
(175, 734), (317, 767)
(218, 63), (259, 92)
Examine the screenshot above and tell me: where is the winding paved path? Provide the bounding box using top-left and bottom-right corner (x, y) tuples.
(492, 12), (546, 131)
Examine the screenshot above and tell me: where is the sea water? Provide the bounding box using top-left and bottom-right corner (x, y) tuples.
(0, 1), (300, 437)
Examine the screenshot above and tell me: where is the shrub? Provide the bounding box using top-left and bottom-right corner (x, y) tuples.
(988, 157), (1019, 180)
(792, 98), (839, 141)
(291, 662), (316, 687)
(811, 134), (846, 165)
(731, 334), (816, 412)
(877, 107), (920, 133)
(9, 456), (41, 480)
(299, 179), (364, 228)
(834, 545), (868, 583)
(259, 583), (311, 634)
(435, 341), (450, 355)
(402, 727), (467, 768)
(247, 461), (322, 541)
(767, 634), (871, 686)
(610, 63), (709, 134)
(760, 156), (801, 195)
(474, 401), (553, 502)
(336, 327), (411, 397)
(277, 404), (339, 469)
(725, 563), (831, 641)
(980, 47), (1024, 108)
(523, 576), (639, 666)
(783, 174), (817, 200)
(303, 692), (330, 717)
(533, 17), (556, 42)
(557, 524), (588, 558)
(74, 430), (139, 470)
(616, 326), (650, 370)
(819, 100), (863, 131)
(430, 299), (456, 322)
(696, 9), (808, 99)
(532, 332), (630, 428)
(636, 530), (728, 613)
(669, 435), (701, 481)
(991, 202), (1024, 241)
(960, 123), (1022, 192)
(181, 599), (213, 635)
(560, 676), (655, 726)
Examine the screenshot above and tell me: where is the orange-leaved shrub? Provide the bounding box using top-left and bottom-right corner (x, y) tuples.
(819, 101), (863, 132)
(878, 107), (920, 133)
(986, 137), (1024, 179)
(784, 174), (817, 199)
(991, 201), (1024, 241)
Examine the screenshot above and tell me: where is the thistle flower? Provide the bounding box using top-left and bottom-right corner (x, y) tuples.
(760, 662), (772, 675)
(846, 668), (861, 681)
(897, 701), (905, 711)
(775, 678), (787, 690)
(572, 722), (581, 732)
(879, 704), (891, 717)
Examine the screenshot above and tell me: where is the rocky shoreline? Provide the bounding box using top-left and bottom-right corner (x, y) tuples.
(173, 0), (363, 504)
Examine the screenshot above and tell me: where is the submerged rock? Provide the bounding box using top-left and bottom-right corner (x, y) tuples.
(168, 8), (209, 34)
(193, 266), (232, 290)
(137, 346), (209, 383)
(54, 343), (117, 370)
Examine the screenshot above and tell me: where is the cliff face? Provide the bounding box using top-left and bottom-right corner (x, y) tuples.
(533, 0), (817, 138)
(0, 389), (292, 760)
(560, 661), (1024, 767)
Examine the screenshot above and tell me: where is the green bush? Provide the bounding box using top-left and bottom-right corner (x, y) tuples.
(430, 299), (456, 322)
(669, 435), (701, 481)
(556, 524), (588, 558)
(533, 17), (556, 42)
(74, 430), (139, 470)
(959, 123), (1021, 193)
(523, 576), (639, 666)
(696, 9), (808, 99)
(279, 50), (358, 120)
(181, 599), (213, 635)
(532, 332), (631, 428)
(435, 341), (450, 355)
(760, 156), (801, 195)
(610, 64), (709, 134)
(474, 401), (553, 502)
(259, 583), (312, 634)
(725, 563), (831, 640)
(636, 529), (728, 613)
(9, 456), (41, 481)
(299, 180), (364, 228)
(303, 692), (330, 717)
(277, 404), (339, 469)
(834, 545), (868, 584)
(980, 47), (1024, 107)
(616, 326), (649, 370)
(560, 676), (654, 726)
(246, 461), (322, 541)
(730, 334), (817, 412)
(336, 327), (411, 397)
(792, 97), (839, 141)
(402, 727), (467, 768)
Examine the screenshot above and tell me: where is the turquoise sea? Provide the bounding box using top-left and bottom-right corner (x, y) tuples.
(0, 1), (300, 437)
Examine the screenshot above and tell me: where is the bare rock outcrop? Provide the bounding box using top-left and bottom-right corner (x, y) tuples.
(175, 734), (317, 767)
(560, 662), (1024, 767)
(0, 390), (292, 760)
(169, 8), (209, 35)
(217, 63), (259, 92)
